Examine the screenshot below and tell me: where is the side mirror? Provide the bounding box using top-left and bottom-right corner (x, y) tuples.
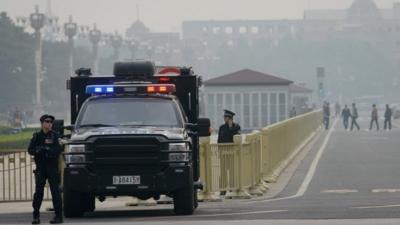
(62, 125), (74, 139)
(185, 123), (197, 130)
(53, 120), (65, 137)
(53, 120), (74, 139)
(198, 118), (211, 137)
(64, 125), (74, 131)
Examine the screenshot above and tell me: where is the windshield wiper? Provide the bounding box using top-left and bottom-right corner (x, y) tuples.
(78, 123), (116, 128)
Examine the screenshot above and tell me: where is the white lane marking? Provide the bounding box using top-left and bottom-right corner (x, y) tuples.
(353, 204), (400, 209)
(295, 118), (337, 197)
(360, 137), (389, 140)
(321, 189), (358, 194)
(372, 189), (400, 193)
(190, 210), (288, 218)
(248, 119), (338, 204)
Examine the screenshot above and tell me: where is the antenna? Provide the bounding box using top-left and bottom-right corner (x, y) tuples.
(46, 0), (52, 17)
(136, 4), (140, 21)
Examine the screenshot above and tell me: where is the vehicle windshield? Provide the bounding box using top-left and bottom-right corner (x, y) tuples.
(76, 97), (183, 128)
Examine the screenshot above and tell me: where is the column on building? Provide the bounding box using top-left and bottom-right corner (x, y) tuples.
(204, 91), (288, 131)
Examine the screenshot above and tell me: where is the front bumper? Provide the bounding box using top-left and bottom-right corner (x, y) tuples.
(64, 165), (191, 195)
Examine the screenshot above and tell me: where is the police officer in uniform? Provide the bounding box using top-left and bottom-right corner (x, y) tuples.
(218, 110), (241, 143)
(28, 114), (63, 224)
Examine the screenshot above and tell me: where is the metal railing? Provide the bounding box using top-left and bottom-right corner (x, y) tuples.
(199, 110), (322, 200)
(0, 150), (51, 202)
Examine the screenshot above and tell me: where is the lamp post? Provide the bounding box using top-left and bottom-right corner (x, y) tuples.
(29, 5), (46, 117)
(64, 15), (77, 74)
(89, 24), (101, 74)
(110, 31), (123, 61)
(126, 39), (138, 59)
(317, 67), (326, 106)
(146, 45), (154, 60)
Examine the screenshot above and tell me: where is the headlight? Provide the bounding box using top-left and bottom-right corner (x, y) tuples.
(168, 143), (189, 162)
(65, 144), (86, 164)
(65, 155), (86, 164)
(169, 153), (189, 162)
(67, 144), (85, 153)
(169, 143), (188, 152)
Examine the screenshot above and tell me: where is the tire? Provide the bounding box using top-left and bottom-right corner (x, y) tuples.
(194, 188), (199, 209)
(173, 168), (195, 215)
(63, 187), (86, 218)
(84, 194), (96, 212)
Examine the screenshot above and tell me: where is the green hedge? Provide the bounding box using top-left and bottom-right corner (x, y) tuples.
(0, 129), (38, 150)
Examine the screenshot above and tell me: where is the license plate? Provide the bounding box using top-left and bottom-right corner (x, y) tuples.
(112, 176), (140, 185)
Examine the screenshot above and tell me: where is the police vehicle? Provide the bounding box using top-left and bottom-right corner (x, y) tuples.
(58, 61), (211, 217)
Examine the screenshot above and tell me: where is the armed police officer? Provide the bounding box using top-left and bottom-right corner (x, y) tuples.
(218, 110), (241, 143)
(28, 115), (63, 224)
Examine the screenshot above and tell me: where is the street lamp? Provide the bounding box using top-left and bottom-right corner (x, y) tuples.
(146, 44), (154, 60)
(126, 39), (138, 59)
(89, 24), (101, 74)
(316, 67), (325, 105)
(110, 31), (123, 61)
(29, 5), (46, 117)
(64, 15), (77, 74)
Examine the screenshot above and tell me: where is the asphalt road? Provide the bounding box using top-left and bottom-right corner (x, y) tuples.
(1, 116), (400, 225)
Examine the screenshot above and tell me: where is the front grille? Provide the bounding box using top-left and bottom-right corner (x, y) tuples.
(92, 136), (163, 167)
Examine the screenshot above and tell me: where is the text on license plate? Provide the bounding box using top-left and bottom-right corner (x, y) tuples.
(112, 176), (140, 185)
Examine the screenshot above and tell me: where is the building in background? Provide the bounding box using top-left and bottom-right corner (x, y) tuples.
(289, 84), (313, 114)
(183, 0), (400, 53)
(203, 69), (293, 131)
(182, 0), (400, 101)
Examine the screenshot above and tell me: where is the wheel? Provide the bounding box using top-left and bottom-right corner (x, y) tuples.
(173, 168), (194, 215)
(63, 187), (86, 218)
(194, 189), (199, 209)
(84, 194), (96, 212)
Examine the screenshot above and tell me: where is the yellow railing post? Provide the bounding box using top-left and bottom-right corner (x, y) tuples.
(225, 135), (251, 199)
(247, 132), (267, 195)
(198, 137), (221, 202)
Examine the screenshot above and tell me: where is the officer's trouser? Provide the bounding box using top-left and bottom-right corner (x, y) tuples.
(33, 168), (62, 218)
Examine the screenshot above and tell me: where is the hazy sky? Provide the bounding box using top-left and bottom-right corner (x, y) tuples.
(0, 0), (394, 34)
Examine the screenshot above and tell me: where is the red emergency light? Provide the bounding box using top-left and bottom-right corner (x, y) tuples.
(146, 84), (176, 94)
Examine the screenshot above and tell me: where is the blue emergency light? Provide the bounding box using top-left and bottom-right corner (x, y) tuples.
(86, 85), (114, 94)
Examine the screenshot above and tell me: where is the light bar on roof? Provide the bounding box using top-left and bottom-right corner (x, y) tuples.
(85, 84), (176, 95)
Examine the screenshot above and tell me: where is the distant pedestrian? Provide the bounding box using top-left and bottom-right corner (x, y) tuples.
(369, 104), (379, 131)
(289, 106), (297, 118)
(218, 110), (241, 143)
(341, 104), (351, 130)
(335, 102), (341, 117)
(350, 103), (360, 131)
(323, 102), (330, 130)
(384, 104), (392, 131)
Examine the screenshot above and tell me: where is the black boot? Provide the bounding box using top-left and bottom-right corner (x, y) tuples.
(49, 216), (63, 224)
(31, 217), (40, 224)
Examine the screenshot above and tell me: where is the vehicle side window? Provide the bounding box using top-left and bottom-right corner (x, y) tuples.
(175, 100), (188, 123)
